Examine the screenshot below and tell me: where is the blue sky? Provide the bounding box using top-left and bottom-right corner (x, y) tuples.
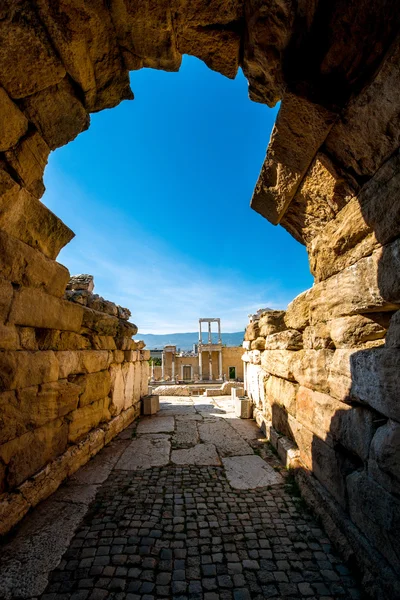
(43, 56), (312, 334)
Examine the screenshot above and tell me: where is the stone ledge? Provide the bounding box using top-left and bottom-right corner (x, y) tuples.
(0, 404), (139, 536)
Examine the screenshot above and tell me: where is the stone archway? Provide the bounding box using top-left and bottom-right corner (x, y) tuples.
(0, 1), (400, 596)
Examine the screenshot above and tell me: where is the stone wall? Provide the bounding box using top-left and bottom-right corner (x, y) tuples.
(0, 272), (149, 535)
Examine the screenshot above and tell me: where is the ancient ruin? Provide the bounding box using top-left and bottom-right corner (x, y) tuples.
(0, 1), (400, 598)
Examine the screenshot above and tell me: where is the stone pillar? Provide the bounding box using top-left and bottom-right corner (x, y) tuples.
(199, 350), (203, 381)
(218, 350), (223, 381)
(172, 353), (175, 380)
(150, 362), (155, 382)
(208, 321), (212, 343)
(209, 351), (213, 381)
(218, 319), (222, 343)
(161, 352), (165, 380)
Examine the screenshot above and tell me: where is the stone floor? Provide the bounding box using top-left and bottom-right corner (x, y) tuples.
(0, 396), (365, 600)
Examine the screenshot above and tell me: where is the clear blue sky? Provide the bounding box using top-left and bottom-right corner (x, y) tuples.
(43, 56), (313, 334)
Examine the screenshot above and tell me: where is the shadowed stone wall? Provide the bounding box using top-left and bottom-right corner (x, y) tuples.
(0, 3), (399, 595)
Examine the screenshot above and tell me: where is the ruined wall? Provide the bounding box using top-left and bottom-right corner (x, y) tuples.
(0, 274), (149, 535)
(244, 154), (400, 596)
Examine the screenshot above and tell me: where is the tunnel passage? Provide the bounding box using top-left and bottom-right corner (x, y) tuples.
(0, 1), (400, 598)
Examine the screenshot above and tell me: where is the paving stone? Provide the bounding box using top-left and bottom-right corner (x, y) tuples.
(171, 443), (221, 466)
(115, 437), (171, 470)
(137, 416), (175, 434)
(222, 455), (284, 490)
(198, 421), (253, 457)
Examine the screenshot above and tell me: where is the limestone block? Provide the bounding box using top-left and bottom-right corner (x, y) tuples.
(20, 76), (89, 150)
(235, 397), (253, 419)
(309, 198), (379, 282)
(329, 314), (388, 348)
(244, 321), (260, 341)
(124, 350), (139, 362)
(284, 290), (310, 331)
(251, 94), (337, 224)
(251, 337), (265, 350)
(67, 397), (111, 443)
(281, 153), (356, 245)
(18, 327), (37, 351)
(142, 395), (160, 416)
(330, 405), (381, 463)
(312, 435), (347, 509)
(0, 229), (70, 298)
(87, 294), (118, 316)
(80, 350), (110, 374)
(71, 370), (111, 408)
(36, 0), (132, 112)
(0, 1), (65, 99)
(303, 323), (333, 350)
(5, 131), (50, 198)
(309, 248), (400, 325)
(386, 311), (400, 348)
(265, 375), (298, 417)
(113, 350), (125, 363)
(36, 329), (91, 351)
(0, 187), (74, 258)
(67, 275), (94, 293)
(264, 329), (303, 350)
(136, 340), (146, 350)
(259, 310), (286, 332)
(0, 391), (22, 444)
(0, 492), (30, 536)
(0, 418), (68, 488)
(0, 324), (19, 350)
(261, 350), (300, 381)
(347, 471), (400, 572)
(90, 335), (117, 351)
(327, 349), (358, 401)
(0, 87), (28, 151)
(9, 287), (83, 332)
(152, 384), (190, 396)
(325, 37), (400, 178)
(81, 307), (119, 336)
(122, 362), (136, 409)
(242, 0), (294, 106)
(295, 386), (346, 447)
(117, 319), (139, 338)
(15, 380), (81, 430)
(109, 363), (125, 416)
(277, 436), (300, 469)
(103, 406), (136, 445)
(287, 415), (313, 471)
(242, 341), (251, 350)
(110, 0), (182, 72)
(57, 351), (83, 379)
(140, 361), (150, 398)
(0, 350), (59, 391)
(292, 350), (334, 394)
(359, 150), (400, 247)
(378, 238), (400, 304)
(368, 420), (400, 496)
(115, 336), (136, 350)
(141, 349), (150, 361)
(245, 364), (267, 410)
(0, 276), (13, 325)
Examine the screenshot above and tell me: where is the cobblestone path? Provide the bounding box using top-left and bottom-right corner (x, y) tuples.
(2, 396), (364, 600)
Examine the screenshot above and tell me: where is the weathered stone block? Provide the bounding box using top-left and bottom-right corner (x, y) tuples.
(235, 397), (253, 419)
(265, 375), (298, 417)
(5, 131), (50, 198)
(20, 76), (89, 150)
(0, 1), (65, 99)
(369, 420), (400, 496)
(9, 287), (83, 332)
(36, 329), (91, 351)
(244, 321), (260, 341)
(261, 349), (299, 381)
(0, 277), (13, 324)
(259, 310), (286, 336)
(0, 229), (70, 298)
(328, 349), (358, 401)
(0, 187), (74, 258)
(67, 397), (111, 443)
(295, 386), (344, 445)
(303, 323), (334, 350)
(0, 87), (28, 151)
(309, 198), (379, 282)
(281, 152), (356, 245)
(36, 0), (132, 112)
(330, 314), (388, 348)
(142, 394), (160, 415)
(347, 471), (400, 572)
(0, 418), (68, 488)
(0, 391), (22, 444)
(90, 335), (117, 350)
(117, 319), (138, 338)
(350, 348), (400, 421)
(292, 350), (334, 394)
(330, 405), (380, 462)
(284, 290), (310, 331)
(287, 415), (314, 471)
(0, 323), (19, 350)
(277, 436), (300, 469)
(264, 329), (303, 350)
(18, 327), (37, 351)
(71, 370), (111, 408)
(312, 435), (347, 509)
(87, 294), (118, 316)
(15, 380), (81, 430)
(0, 350), (59, 391)
(386, 310), (400, 348)
(251, 337), (265, 350)
(81, 306), (119, 336)
(80, 350), (110, 374)
(251, 94), (337, 224)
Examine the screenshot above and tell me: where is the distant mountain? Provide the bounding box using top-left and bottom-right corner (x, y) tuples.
(138, 331), (245, 351)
